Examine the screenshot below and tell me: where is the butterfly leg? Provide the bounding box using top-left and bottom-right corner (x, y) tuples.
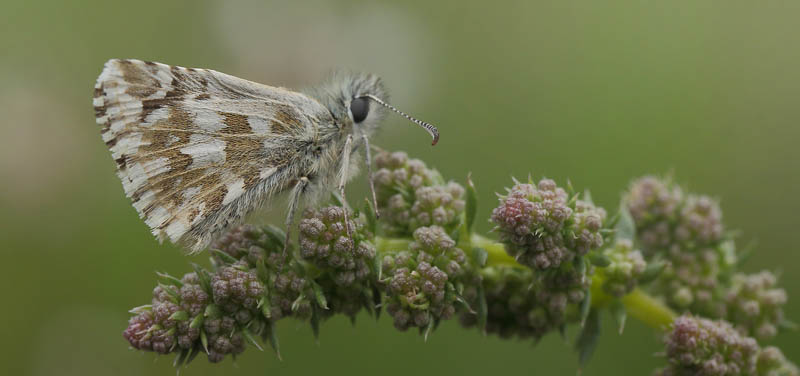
(362, 134), (380, 219)
(338, 134), (354, 236)
(284, 176), (310, 257)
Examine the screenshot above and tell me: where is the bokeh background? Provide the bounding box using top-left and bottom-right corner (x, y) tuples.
(1, 0), (798, 374)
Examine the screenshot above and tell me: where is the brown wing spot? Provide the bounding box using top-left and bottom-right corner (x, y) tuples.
(93, 86), (104, 99)
(95, 105), (107, 119)
(201, 173), (226, 212)
(129, 106), (194, 202)
(115, 156), (127, 169)
(196, 93), (211, 100)
(119, 61), (159, 98)
(220, 112), (251, 134)
(219, 112), (271, 190)
(188, 207), (200, 223)
(271, 106), (303, 134)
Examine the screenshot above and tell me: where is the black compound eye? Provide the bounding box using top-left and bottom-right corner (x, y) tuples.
(349, 97), (369, 123)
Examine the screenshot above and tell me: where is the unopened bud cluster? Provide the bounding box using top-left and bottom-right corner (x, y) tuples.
(624, 176), (788, 340)
(655, 315), (797, 376)
(381, 226), (468, 331)
(725, 271), (788, 341)
(599, 239), (647, 297)
(124, 225), (322, 363)
(299, 206), (376, 286)
(373, 151), (465, 236)
(299, 206), (381, 320)
(461, 265), (587, 340)
(491, 178), (606, 270)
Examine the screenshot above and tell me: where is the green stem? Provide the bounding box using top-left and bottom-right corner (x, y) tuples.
(620, 288), (676, 330)
(375, 232), (677, 331)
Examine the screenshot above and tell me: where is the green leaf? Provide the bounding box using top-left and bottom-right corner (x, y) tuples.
(779, 319), (798, 330)
(157, 282), (179, 301)
(639, 260), (666, 284)
(189, 314), (204, 329)
(453, 291), (475, 314)
(291, 294), (307, 312)
(374, 252), (383, 281)
(476, 282), (488, 334)
(583, 190), (594, 206)
(330, 191), (346, 208)
(211, 249), (238, 265)
(241, 327), (264, 351)
(372, 285), (383, 320)
(310, 281), (329, 310)
(260, 296), (273, 320)
(255, 261), (269, 284)
(169, 310), (189, 322)
(263, 225), (286, 250)
(363, 198), (378, 235)
(580, 288), (592, 327)
(310, 304), (321, 340)
(465, 174), (478, 234)
(575, 309), (601, 369)
(615, 205), (636, 241)
(472, 247), (488, 267)
(588, 252), (611, 267)
(576, 256), (587, 276)
(200, 330), (209, 354)
(173, 348), (189, 368)
(156, 272), (184, 287)
(266, 321), (282, 360)
(423, 313), (435, 342)
(185, 345), (202, 365)
(610, 300), (627, 335)
(204, 304), (222, 319)
(190, 263), (212, 292)
(128, 304), (152, 314)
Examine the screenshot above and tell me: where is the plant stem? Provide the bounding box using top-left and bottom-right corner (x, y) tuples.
(375, 232), (677, 331)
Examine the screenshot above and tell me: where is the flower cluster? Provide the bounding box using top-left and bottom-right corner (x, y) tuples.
(624, 176), (683, 251)
(373, 151), (465, 236)
(299, 206), (376, 286)
(212, 224), (313, 320)
(624, 176), (788, 340)
(491, 178), (606, 270)
(725, 271), (788, 341)
(123, 271), (249, 363)
(123, 224), (330, 364)
(381, 226), (468, 331)
(624, 178), (729, 315)
(460, 265), (588, 341)
(655, 315), (797, 376)
(299, 206), (381, 321)
(599, 239), (647, 297)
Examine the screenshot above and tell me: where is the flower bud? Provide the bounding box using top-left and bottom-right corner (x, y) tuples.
(491, 178), (606, 270)
(299, 206), (376, 287)
(600, 240), (647, 297)
(659, 315), (759, 376)
(374, 151), (465, 235)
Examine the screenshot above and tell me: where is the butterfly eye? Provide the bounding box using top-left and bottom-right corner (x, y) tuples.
(349, 97), (369, 123)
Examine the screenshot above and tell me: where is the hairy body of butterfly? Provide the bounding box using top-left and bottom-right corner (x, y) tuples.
(93, 59), (437, 252)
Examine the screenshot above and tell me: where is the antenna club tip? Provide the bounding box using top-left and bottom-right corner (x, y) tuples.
(431, 136), (439, 146)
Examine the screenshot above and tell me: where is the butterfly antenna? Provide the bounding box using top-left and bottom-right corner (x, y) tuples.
(357, 94), (439, 145)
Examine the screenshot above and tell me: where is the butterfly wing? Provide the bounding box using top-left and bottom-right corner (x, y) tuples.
(93, 59), (333, 251)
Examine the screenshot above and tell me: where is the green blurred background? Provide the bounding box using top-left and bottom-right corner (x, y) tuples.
(1, 0), (797, 374)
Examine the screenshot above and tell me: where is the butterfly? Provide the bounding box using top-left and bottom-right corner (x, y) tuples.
(93, 59), (438, 252)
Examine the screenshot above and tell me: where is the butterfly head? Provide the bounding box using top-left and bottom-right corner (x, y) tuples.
(307, 71), (439, 145)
